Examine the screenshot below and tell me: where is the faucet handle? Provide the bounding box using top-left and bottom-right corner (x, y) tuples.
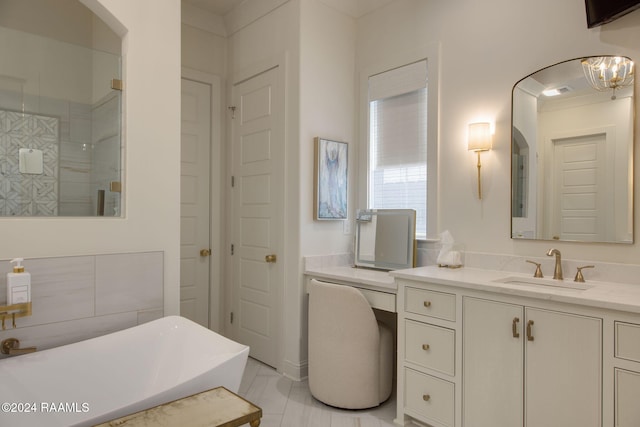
(1, 338), (36, 355)
(526, 260), (544, 278)
(574, 265), (595, 283)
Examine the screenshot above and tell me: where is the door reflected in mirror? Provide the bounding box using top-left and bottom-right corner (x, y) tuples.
(511, 57), (634, 244)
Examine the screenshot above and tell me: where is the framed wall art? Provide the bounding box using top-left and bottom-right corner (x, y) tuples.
(314, 137), (348, 220)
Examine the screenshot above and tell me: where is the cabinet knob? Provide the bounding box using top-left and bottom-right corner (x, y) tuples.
(423, 301), (432, 308)
(422, 344), (430, 351)
(422, 394), (431, 402)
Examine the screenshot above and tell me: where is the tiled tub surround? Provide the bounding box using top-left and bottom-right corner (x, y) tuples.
(0, 251), (163, 357)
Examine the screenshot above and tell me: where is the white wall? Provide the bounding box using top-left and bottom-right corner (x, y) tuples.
(0, 0), (182, 316)
(300, 0), (356, 255)
(357, 0), (640, 264)
(298, 0), (357, 373)
(182, 1), (226, 76)
(0, 0), (94, 49)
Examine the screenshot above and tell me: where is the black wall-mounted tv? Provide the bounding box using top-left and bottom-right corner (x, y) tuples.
(586, 0), (640, 27)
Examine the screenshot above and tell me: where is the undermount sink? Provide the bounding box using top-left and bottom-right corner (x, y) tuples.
(493, 276), (590, 291)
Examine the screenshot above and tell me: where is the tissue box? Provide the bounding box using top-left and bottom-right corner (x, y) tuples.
(436, 244), (465, 268)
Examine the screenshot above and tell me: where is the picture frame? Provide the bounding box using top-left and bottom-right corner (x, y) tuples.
(314, 137), (348, 220)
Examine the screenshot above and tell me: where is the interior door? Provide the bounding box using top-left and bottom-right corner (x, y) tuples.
(551, 133), (608, 241)
(180, 78), (211, 327)
(230, 66), (283, 368)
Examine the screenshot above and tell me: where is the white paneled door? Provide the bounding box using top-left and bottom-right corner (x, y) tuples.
(180, 78), (211, 327)
(230, 66), (284, 369)
(551, 133), (609, 241)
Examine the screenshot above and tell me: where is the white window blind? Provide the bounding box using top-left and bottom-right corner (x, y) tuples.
(368, 60), (428, 237)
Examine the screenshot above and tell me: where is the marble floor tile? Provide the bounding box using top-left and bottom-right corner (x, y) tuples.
(239, 358), (397, 427)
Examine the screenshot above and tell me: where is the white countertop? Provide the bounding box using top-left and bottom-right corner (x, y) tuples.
(304, 265), (397, 294)
(390, 265), (640, 315)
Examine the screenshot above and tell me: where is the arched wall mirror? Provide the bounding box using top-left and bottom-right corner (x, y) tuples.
(0, 0), (122, 216)
(511, 56), (634, 244)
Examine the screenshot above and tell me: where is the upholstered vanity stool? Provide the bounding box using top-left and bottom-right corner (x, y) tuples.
(307, 279), (393, 409)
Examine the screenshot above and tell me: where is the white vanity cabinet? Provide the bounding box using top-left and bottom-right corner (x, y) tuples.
(613, 321), (640, 426)
(463, 297), (602, 427)
(392, 267), (640, 427)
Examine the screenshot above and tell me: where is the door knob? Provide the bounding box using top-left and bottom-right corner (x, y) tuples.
(265, 254), (277, 263)
(200, 249), (211, 257)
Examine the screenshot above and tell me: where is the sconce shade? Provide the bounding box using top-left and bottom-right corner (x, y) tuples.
(468, 122), (492, 152)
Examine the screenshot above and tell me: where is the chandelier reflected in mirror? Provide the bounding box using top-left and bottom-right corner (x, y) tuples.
(581, 56), (634, 100)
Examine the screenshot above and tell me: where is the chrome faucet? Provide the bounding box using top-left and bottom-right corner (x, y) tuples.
(546, 248), (563, 280)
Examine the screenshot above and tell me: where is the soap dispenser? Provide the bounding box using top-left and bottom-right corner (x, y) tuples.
(7, 258), (31, 305)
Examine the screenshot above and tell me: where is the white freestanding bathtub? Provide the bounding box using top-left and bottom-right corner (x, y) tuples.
(0, 316), (249, 426)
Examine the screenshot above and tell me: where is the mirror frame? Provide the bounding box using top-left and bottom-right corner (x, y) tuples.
(510, 56), (634, 244)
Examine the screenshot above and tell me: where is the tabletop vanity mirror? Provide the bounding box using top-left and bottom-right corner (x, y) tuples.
(355, 208), (416, 271)
(511, 56), (634, 243)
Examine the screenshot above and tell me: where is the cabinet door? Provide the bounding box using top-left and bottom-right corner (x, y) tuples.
(525, 308), (601, 427)
(615, 369), (640, 426)
(463, 297), (524, 427)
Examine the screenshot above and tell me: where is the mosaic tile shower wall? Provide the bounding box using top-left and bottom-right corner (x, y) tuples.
(0, 110), (59, 216)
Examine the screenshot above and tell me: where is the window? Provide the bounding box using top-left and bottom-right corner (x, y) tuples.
(368, 60), (428, 238)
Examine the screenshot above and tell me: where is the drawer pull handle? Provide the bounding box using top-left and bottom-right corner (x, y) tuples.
(422, 344), (430, 351)
(527, 320), (534, 341)
(512, 317), (520, 338)
(423, 301), (432, 308)
(423, 394), (431, 402)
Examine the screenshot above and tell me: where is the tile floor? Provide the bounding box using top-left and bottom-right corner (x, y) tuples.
(238, 357), (398, 427)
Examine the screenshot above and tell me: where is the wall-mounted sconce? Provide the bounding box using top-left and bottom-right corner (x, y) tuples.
(468, 122), (492, 200)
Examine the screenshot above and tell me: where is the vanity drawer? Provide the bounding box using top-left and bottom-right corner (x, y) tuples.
(404, 367), (455, 427)
(405, 287), (456, 321)
(405, 320), (455, 376)
(615, 322), (640, 363)
(359, 287), (396, 312)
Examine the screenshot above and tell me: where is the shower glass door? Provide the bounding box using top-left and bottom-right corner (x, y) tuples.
(0, 17), (122, 216)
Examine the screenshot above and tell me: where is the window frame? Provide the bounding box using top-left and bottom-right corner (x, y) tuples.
(358, 44), (440, 240)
